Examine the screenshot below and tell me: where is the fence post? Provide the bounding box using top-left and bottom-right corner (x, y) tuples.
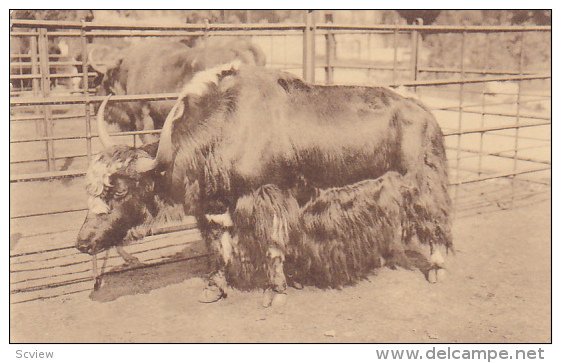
(453, 29), (467, 218)
(324, 13), (334, 85)
(80, 19), (93, 162)
(512, 31), (526, 206)
(37, 27), (55, 171)
(392, 22), (399, 85)
(30, 32), (41, 135)
(410, 18), (423, 83)
(303, 10), (316, 83)
(477, 33), (491, 178)
(203, 18), (210, 40)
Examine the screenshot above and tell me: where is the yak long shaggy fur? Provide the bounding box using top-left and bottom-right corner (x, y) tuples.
(225, 185), (300, 290)
(163, 66), (452, 289)
(287, 172), (419, 288)
(222, 172), (424, 289)
(78, 65), (452, 288)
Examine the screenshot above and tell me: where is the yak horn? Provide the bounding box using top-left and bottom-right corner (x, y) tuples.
(96, 95), (115, 149)
(134, 100), (184, 173)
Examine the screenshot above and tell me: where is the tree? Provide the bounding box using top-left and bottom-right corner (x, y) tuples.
(11, 10), (93, 21)
(397, 10), (441, 25)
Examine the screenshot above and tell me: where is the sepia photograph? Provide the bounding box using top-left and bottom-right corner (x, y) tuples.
(8, 9), (551, 345)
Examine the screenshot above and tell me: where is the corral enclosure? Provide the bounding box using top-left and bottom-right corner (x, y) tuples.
(10, 10), (551, 339)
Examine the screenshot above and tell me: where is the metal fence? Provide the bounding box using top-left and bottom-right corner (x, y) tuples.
(9, 13), (551, 303)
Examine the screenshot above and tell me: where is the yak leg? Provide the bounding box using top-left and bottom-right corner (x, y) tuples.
(139, 104), (158, 144)
(233, 185), (296, 307)
(263, 208), (291, 308)
(199, 236), (229, 303)
(427, 244), (447, 283)
(199, 214), (232, 303)
(199, 269), (228, 303)
(262, 246), (288, 307)
(115, 245), (142, 266)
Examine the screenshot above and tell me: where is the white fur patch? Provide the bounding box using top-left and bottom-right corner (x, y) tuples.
(88, 196), (110, 215)
(85, 155), (132, 197)
(179, 60), (241, 99)
(430, 249), (445, 267)
(271, 214), (288, 246)
(267, 247), (285, 261)
(220, 231), (234, 263)
(205, 212), (233, 227)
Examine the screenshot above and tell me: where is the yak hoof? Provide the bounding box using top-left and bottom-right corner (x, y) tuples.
(110, 259), (143, 273)
(93, 276), (104, 291)
(291, 281), (304, 290)
(271, 292), (287, 307)
(436, 268), (447, 281)
(427, 269), (438, 284)
(198, 285), (226, 303)
(427, 267), (446, 284)
(262, 289), (274, 307)
(262, 289), (287, 308)
(124, 256), (143, 266)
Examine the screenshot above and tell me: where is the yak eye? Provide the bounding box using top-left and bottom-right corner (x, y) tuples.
(109, 176), (130, 199)
(113, 188), (128, 199)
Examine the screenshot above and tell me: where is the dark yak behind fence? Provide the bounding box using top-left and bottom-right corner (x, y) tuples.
(90, 38), (266, 143)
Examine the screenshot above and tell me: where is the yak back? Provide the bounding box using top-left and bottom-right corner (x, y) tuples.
(170, 66), (438, 210)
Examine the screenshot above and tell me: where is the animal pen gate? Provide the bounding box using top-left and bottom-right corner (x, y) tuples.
(9, 13), (551, 304)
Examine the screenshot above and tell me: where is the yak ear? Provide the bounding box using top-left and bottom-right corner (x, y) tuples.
(88, 44), (123, 75)
(140, 179), (155, 193)
(147, 179), (155, 192)
(134, 157), (158, 174)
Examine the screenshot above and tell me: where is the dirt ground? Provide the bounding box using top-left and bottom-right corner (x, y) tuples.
(10, 194), (551, 343)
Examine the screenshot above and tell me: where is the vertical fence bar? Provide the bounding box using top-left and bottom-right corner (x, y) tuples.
(392, 22), (398, 84)
(512, 31), (525, 206)
(366, 32), (371, 81)
(410, 18), (422, 82)
(37, 27), (55, 171)
(303, 10), (316, 83)
(477, 33), (491, 178)
(30, 34), (39, 95)
(453, 29), (466, 216)
(324, 13), (334, 85)
(283, 34), (288, 70)
(80, 20), (93, 162)
(30, 32), (41, 135)
(15, 41), (23, 91)
(203, 18), (210, 41)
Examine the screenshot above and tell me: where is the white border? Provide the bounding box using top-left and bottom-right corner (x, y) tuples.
(2, 3), (557, 363)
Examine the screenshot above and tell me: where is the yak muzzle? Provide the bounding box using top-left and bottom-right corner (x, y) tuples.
(75, 238), (97, 255)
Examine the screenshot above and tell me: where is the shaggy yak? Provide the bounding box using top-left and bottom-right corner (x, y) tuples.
(76, 62), (452, 306)
(89, 39), (266, 143)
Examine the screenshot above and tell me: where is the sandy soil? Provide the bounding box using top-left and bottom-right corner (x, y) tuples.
(10, 196), (551, 343)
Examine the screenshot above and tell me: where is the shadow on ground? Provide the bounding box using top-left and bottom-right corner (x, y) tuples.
(90, 255), (210, 302)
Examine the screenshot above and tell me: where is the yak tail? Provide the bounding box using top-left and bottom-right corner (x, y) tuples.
(416, 111), (454, 252)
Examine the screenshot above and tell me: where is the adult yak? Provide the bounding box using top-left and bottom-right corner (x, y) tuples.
(76, 63), (452, 306)
(89, 39), (266, 143)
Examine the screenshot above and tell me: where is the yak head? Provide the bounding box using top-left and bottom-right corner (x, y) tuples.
(76, 95), (183, 255)
(76, 60), (240, 255)
(87, 44), (126, 96)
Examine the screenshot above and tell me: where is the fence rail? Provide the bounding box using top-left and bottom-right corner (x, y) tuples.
(11, 18), (551, 32)
(10, 16), (551, 183)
